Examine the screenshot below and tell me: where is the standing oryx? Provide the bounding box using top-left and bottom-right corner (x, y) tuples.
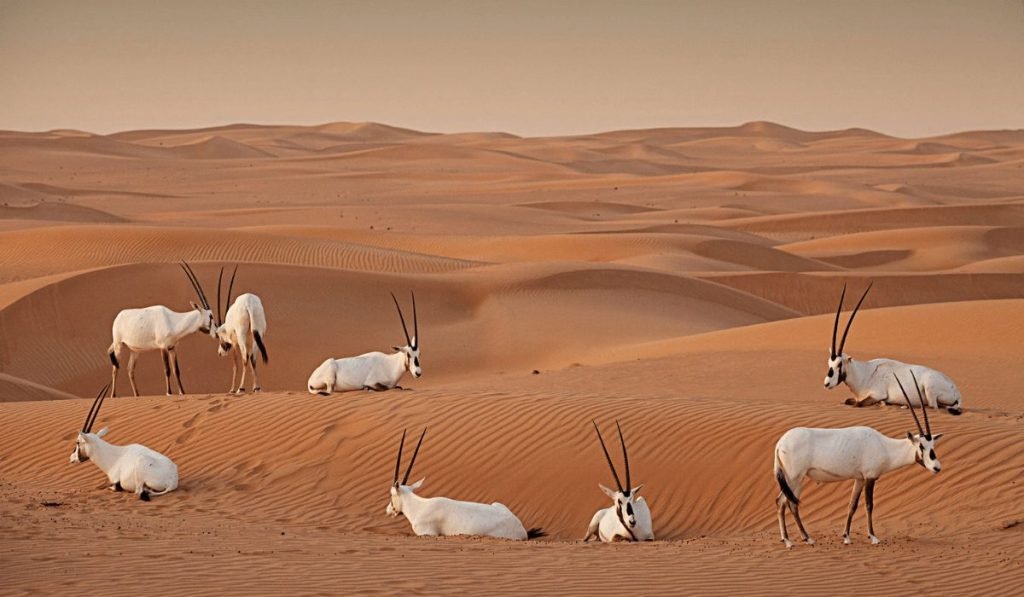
(775, 371), (944, 548)
(212, 265), (269, 394)
(107, 262), (217, 397)
(307, 292), (420, 395)
(583, 420), (654, 542)
(824, 283), (963, 414)
(69, 384), (179, 501)
(386, 428), (543, 540)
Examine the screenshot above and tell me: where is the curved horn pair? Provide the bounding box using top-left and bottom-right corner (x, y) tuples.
(831, 282), (873, 358)
(180, 261), (212, 312)
(393, 427), (426, 487)
(216, 265), (239, 326)
(390, 291), (418, 349)
(894, 371), (931, 438)
(592, 420), (631, 495)
(82, 384), (110, 433)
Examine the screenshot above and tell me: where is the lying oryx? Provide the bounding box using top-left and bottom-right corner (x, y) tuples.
(69, 384), (179, 501)
(386, 428), (543, 540)
(824, 283), (963, 414)
(212, 265), (269, 394)
(107, 262), (217, 396)
(583, 420), (654, 542)
(775, 371), (944, 547)
(308, 292), (420, 395)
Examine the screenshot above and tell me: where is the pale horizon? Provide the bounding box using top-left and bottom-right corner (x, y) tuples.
(2, 0), (1023, 137)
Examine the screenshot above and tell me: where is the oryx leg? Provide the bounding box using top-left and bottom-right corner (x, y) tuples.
(845, 395), (883, 407)
(228, 348), (240, 393)
(843, 479), (864, 544)
(777, 493), (794, 548)
(236, 347), (249, 394)
(582, 513), (602, 542)
(865, 478), (879, 544)
(169, 348), (185, 395)
(250, 352), (261, 393)
(109, 343), (122, 398)
(161, 349), (173, 395)
(126, 352), (140, 397)
(108, 481), (123, 492)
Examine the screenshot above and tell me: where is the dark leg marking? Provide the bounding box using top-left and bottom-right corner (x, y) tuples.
(139, 490), (151, 502)
(844, 479), (864, 542)
(172, 350), (186, 394)
(789, 503), (813, 543)
(865, 478), (877, 538)
(162, 350), (172, 395)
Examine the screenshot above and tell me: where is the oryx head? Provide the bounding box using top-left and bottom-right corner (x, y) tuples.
(387, 427), (426, 516)
(825, 282), (872, 389)
(70, 384), (110, 464)
(895, 372), (943, 474)
(390, 291), (421, 378)
(213, 265), (239, 356)
(180, 261), (217, 337)
(593, 420), (644, 531)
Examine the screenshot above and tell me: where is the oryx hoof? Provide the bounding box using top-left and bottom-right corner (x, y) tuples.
(804, 537), (815, 545)
(843, 535), (852, 545)
(783, 538), (794, 549)
(844, 398), (858, 406)
(109, 482), (123, 492)
(237, 387), (246, 394)
(870, 535), (880, 545)
(253, 386), (261, 393)
(139, 491), (151, 502)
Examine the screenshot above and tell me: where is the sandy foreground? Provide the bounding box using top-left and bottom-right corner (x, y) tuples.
(0, 121), (1022, 595)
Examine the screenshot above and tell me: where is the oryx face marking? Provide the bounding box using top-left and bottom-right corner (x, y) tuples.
(824, 355), (844, 389)
(387, 485), (403, 517)
(70, 434), (89, 463)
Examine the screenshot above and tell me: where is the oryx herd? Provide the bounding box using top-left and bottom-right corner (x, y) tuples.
(70, 268), (963, 547)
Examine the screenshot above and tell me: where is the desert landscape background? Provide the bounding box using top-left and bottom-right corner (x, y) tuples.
(1, 121), (1022, 594)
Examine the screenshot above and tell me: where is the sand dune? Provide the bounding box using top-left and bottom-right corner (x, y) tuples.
(2, 121), (1023, 594)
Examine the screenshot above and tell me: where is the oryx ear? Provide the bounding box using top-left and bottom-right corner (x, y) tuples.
(392, 346), (402, 352)
(190, 301), (202, 312)
(96, 427), (109, 438)
(599, 483), (617, 498)
(630, 484), (644, 496)
(932, 433), (943, 442)
(907, 432), (915, 441)
(409, 478), (425, 491)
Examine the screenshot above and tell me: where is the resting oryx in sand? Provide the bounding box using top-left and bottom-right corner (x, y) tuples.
(212, 265), (269, 394)
(386, 428), (543, 540)
(69, 384), (179, 501)
(775, 371), (944, 548)
(583, 420), (654, 542)
(107, 262), (217, 397)
(307, 292), (420, 395)
(824, 283), (963, 414)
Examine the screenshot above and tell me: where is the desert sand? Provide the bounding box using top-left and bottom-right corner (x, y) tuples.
(1, 121), (1022, 595)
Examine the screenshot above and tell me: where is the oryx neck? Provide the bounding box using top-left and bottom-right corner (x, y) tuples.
(85, 435), (120, 473)
(172, 308), (206, 338)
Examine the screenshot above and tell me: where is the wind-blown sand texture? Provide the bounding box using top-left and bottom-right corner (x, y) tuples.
(1, 122), (1022, 595)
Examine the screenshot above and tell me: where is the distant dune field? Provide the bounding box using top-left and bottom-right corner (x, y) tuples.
(1, 122), (1022, 595)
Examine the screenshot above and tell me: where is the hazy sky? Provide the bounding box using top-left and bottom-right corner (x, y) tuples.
(2, 0), (1023, 136)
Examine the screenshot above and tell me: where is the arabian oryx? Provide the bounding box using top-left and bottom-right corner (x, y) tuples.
(307, 292), (420, 395)
(211, 265), (269, 394)
(824, 283), (963, 414)
(775, 371), (944, 548)
(583, 420), (654, 542)
(107, 262), (217, 397)
(69, 384), (179, 501)
(386, 428), (544, 540)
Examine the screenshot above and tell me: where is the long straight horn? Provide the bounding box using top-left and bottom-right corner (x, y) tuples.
(390, 292), (412, 347)
(84, 384), (110, 433)
(411, 291), (418, 349)
(393, 429), (407, 486)
(402, 428), (426, 486)
(225, 265), (239, 318)
(910, 370), (931, 437)
(831, 284), (847, 358)
(838, 282), (873, 356)
(616, 419), (631, 492)
(894, 374), (924, 436)
(216, 266), (224, 325)
(180, 261), (210, 310)
(592, 420), (624, 493)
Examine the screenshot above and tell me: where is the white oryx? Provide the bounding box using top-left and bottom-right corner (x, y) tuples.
(307, 292), (420, 395)
(107, 262), (217, 397)
(212, 265), (269, 394)
(583, 420), (654, 542)
(775, 371), (944, 548)
(824, 283), (963, 415)
(386, 428), (543, 540)
(69, 384), (179, 501)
